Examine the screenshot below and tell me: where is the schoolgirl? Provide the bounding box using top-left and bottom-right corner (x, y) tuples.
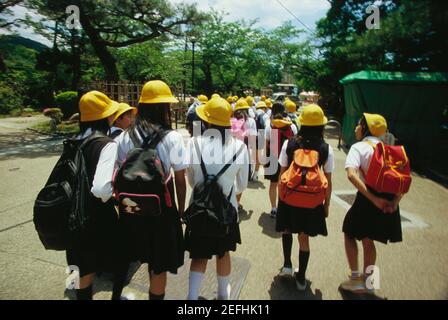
(108, 102), (137, 139)
(276, 104), (334, 291)
(185, 97), (249, 300)
(113, 80), (187, 300)
(67, 90), (120, 300)
(341, 113), (403, 293)
(231, 98), (257, 203)
(264, 103), (298, 218)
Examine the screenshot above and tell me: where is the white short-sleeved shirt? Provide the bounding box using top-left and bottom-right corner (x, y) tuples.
(76, 128), (118, 203)
(186, 136), (249, 211)
(245, 117), (258, 137)
(345, 136), (381, 180)
(278, 140), (335, 173)
(248, 107), (256, 119)
(116, 128), (188, 174)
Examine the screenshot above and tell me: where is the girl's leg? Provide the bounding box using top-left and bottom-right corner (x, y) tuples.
(76, 273), (95, 300)
(341, 233), (365, 292)
(216, 252), (231, 300)
(269, 182), (278, 213)
(296, 233), (310, 285)
(111, 261), (129, 300)
(361, 238), (377, 275)
(187, 258), (208, 300)
(282, 232), (293, 269)
(344, 233), (359, 272)
(236, 193), (242, 205)
(149, 271), (167, 300)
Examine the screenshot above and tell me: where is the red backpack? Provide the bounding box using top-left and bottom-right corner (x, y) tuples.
(364, 141), (412, 195)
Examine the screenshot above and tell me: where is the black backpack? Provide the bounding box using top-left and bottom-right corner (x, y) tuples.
(183, 139), (245, 238)
(113, 123), (171, 217)
(33, 132), (107, 251)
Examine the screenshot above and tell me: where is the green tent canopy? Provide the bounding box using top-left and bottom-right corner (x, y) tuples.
(340, 71), (448, 167)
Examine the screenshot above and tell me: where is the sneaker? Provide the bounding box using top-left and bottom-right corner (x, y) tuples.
(279, 266), (293, 277)
(340, 276), (366, 293)
(270, 209), (277, 219)
(295, 278), (307, 291)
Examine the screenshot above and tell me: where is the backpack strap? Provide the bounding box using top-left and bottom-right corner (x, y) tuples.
(194, 138), (208, 179)
(215, 144), (246, 179)
(130, 122), (169, 149)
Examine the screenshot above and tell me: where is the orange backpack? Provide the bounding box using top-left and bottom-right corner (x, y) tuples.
(364, 141), (412, 194)
(279, 148), (328, 209)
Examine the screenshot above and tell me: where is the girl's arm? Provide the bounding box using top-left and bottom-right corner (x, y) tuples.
(174, 169), (186, 216)
(324, 173), (332, 218)
(346, 167), (391, 212)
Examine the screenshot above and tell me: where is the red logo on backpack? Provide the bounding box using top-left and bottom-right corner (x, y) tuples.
(364, 142), (412, 194)
(279, 149), (328, 209)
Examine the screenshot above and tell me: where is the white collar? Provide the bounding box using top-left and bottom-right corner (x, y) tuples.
(362, 136), (381, 143)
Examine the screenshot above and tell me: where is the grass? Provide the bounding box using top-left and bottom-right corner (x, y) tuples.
(31, 120), (79, 135)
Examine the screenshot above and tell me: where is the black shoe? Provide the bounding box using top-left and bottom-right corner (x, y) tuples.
(270, 209), (277, 219)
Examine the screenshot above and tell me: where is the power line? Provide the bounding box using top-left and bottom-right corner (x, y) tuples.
(274, 0), (316, 35)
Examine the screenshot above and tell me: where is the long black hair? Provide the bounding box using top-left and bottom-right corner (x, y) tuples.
(203, 122), (231, 146)
(130, 103), (171, 133)
(271, 102), (287, 120)
(360, 115), (373, 138)
(293, 125), (326, 147)
(233, 109), (248, 120)
(80, 118), (110, 135)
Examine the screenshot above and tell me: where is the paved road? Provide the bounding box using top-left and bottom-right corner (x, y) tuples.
(0, 121), (447, 300)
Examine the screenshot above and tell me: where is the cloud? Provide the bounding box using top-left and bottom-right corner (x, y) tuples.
(173, 0), (330, 30)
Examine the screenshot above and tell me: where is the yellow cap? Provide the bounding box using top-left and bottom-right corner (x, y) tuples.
(79, 91), (119, 122)
(261, 95), (267, 101)
(233, 95), (238, 102)
(246, 96), (254, 106)
(285, 100), (297, 113)
(196, 97), (232, 127)
(139, 80), (179, 104)
(227, 96), (234, 103)
(299, 104), (328, 126)
(197, 95), (208, 104)
(212, 93), (221, 99)
(363, 113), (387, 137)
(234, 98), (250, 111)
(256, 101), (267, 109)
(265, 99), (272, 108)
(112, 103), (137, 124)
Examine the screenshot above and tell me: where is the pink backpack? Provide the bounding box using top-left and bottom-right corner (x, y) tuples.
(230, 118), (248, 141)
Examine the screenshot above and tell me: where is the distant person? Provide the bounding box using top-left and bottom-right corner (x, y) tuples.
(108, 103), (137, 139)
(264, 103), (299, 219)
(186, 95), (208, 135)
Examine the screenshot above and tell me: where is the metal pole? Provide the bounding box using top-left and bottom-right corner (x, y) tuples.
(191, 39), (196, 96)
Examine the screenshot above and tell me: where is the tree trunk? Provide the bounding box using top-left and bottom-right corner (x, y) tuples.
(202, 61), (213, 96)
(70, 30), (82, 90)
(0, 53), (6, 73)
(79, 7), (119, 81)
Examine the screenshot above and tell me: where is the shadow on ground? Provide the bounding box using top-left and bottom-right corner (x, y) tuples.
(257, 212), (281, 239)
(268, 275), (322, 300)
(338, 286), (387, 300)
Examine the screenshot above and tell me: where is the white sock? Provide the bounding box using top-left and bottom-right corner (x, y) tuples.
(217, 275), (231, 300)
(187, 271), (204, 300)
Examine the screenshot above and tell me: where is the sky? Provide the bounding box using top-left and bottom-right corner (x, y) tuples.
(1, 0), (330, 46)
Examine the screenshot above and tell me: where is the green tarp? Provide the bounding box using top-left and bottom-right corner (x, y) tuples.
(340, 71), (448, 167)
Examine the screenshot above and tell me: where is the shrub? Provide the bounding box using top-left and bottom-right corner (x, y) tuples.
(54, 91), (78, 119)
(43, 108), (63, 123)
(0, 82), (24, 114)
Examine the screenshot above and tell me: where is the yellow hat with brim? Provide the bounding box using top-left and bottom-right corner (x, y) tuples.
(246, 96), (254, 106)
(256, 101), (267, 109)
(212, 93), (221, 99)
(266, 99), (272, 108)
(139, 80), (179, 104)
(112, 103), (137, 124)
(196, 97), (232, 127)
(299, 104), (328, 126)
(80, 91), (120, 122)
(285, 100), (297, 113)
(197, 95), (208, 103)
(363, 113), (387, 137)
(234, 98), (250, 111)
